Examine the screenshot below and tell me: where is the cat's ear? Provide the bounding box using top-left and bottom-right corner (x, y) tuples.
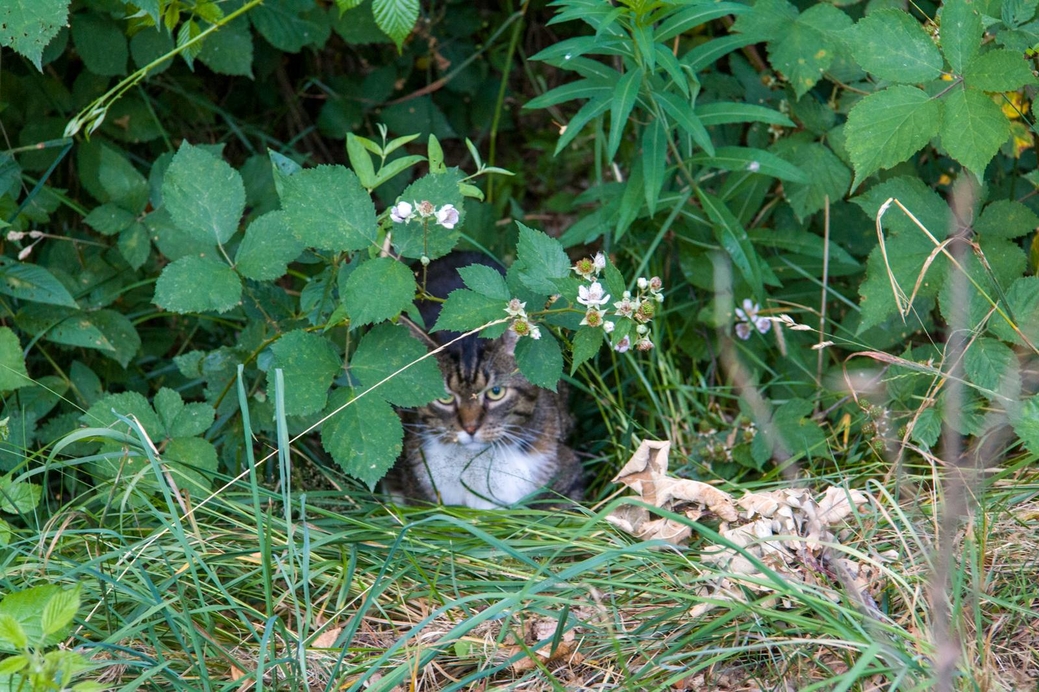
(501, 326), (519, 355)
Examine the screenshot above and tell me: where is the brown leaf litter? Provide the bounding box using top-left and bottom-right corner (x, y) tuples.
(608, 439), (882, 616)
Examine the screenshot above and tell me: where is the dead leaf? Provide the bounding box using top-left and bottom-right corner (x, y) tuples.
(312, 625), (342, 648)
(610, 437), (879, 611)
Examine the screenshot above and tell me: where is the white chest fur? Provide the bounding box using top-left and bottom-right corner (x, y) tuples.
(416, 439), (548, 509)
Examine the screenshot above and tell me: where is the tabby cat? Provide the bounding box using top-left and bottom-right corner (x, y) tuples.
(384, 253), (584, 509)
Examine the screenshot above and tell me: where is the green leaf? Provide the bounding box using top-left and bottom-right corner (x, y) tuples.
(268, 330), (341, 416)
(553, 96), (610, 154)
(0, 474), (41, 514)
(771, 398), (827, 457)
(118, 222), (151, 270)
(570, 326), (602, 375)
(731, 0), (797, 40)
(163, 436), (219, 491)
(321, 389), (402, 488)
(843, 9), (943, 83)
(975, 199), (1039, 239)
(280, 165), (377, 252)
(964, 48), (1039, 92)
(341, 257), (416, 326)
(1002, 0), (1039, 27)
(683, 34), (772, 72)
(82, 310), (140, 368)
(373, 154), (425, 188)
(81, 391), (163, 438)
(23, 307), (140, 367)
(391, 170), (465, 259)
(0, 584), (72, 649)
(657, 91), (714, 156)
(131, 26), (174, 75)
(991, 276), (1039, 347)
(1012, 392), (1039, 456)
(458, 263), (509, 299)
(235, 211), (304, 281)
(767, 4), (851, 98)
(350, 323), (444, 407)
(98, 146), (149, 213)
(434, 289), (506, 332)
(656, 2), (750, 42)
(0, 615), (28, 650)
(514, 332), (563, 391)
(198, 16), (254, 77)
(858, 232), (947, 330)
(689, 146), (808, 183)
(85, 203), (136, 236)
(940, 0), (983, 74)
(154, 387), (184, 435)
(0, 648), (25, 669)
(40, 584), (80, 638)
(372, 0), (419, 51)
(0, 0), (70, 70)
(845, 86), (942, 187)
(965, 337), (1017, 394)
(524, 77), (612, 111)
(250, 0), (330, 53)
(154, 388), (213, 438)
(696, 103), (795, 128)
(853, 175), (950, 238)
(0, 328), (30, 392)
(0, 153), (21, 199)
(346, 133), (377, 187)
(154, 256), (242, 314)
(772, 137), (851, 220)
(513, 222), (571, 294)
(428, 134), (445, 173)
(71, 11), (128, 76)
(0, 259), (77, 308)
(643, 119), (667, 215)
(940, 86), (1010, 175)
(910, 406), (942, 449)
(163, 142), (245, 246)
(608, 69), (641, 161)
(697, 189), (766, 298)
(170, 403), (216, 439)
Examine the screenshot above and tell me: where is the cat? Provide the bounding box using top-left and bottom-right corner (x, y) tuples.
(384, 252), (585, 509)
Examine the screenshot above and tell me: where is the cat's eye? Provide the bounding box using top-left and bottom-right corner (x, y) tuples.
(435, 394), (455, 405)
(485, 386), (507, 401)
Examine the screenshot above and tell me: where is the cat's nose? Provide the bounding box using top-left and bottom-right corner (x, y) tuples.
(462, 421), (478, 435)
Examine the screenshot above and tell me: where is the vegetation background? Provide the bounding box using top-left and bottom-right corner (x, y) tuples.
(0, 0), (1037, 689)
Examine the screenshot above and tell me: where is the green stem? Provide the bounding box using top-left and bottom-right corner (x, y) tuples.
(64, 0), (265, 138)
(487, 1), (529, 204)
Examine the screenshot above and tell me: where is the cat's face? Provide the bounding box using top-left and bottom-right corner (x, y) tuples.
(417, 334), (538, 448)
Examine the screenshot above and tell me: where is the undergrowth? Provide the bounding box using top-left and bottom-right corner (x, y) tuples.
(1, 0), (1039, 689)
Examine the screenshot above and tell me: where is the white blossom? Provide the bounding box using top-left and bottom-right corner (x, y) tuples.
(735, 299), (771, 340)
(614, 335), (631, 353)
(504, 298), (527, 317)
(435, 204), (459, 229)
(580, 308), (606, 328)
(592, 252), (606, 273)
(603, 320), (615, 334)
(573, 258), (596, 280)
(390, 201), (413, 223)
(577, 281), (610, 308)
(614, 295), (638, 319)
